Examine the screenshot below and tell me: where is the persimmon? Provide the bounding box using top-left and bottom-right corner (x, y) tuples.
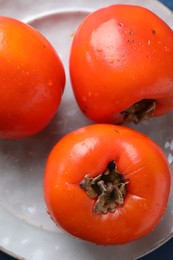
(44, 124), (171, 245)
(0, 16), (65, 139)
(69, 5), (173, 124)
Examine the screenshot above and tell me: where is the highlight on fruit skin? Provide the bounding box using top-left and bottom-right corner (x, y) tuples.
(0, 16), (65, 139)
(69, 4), (173, 124)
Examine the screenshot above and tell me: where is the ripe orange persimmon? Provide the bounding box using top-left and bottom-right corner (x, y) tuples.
(0, 16), (65, 139)
(44, 124), (171, 245)
(69, 5), (173, 124)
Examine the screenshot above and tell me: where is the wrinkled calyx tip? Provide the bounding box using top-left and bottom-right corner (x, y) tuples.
(80, 161), (129, 214)
(121, 99), (156, 124)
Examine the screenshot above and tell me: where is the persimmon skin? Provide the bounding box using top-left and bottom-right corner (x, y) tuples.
(0, 16), (65, 139)
(69, 5), (173, 124)
(44, 124), (171, 245)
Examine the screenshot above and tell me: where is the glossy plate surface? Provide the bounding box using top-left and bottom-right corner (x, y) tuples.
(0, 0), (173, 259)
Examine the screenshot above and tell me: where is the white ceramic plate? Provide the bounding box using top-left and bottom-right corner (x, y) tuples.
(0, 0), (173, 259)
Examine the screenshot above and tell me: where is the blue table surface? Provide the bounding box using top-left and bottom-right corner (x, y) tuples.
(0, 0), (173, 259)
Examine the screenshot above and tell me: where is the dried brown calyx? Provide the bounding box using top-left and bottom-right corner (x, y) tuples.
(121, 99), (156, 124)
(80, 161), (129, 214)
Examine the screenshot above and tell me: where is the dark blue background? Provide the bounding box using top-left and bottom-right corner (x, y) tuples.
(0, 0), (172, 259)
